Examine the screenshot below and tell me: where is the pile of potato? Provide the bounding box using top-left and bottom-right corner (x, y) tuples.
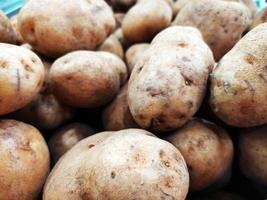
(0, 0), (267, 199)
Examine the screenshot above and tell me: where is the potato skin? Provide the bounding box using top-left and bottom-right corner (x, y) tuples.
(210, 23), (267, 127)
(49, 123), (95, 162)
(10, 14), (24, 44)
(251, 7), (267, 29)
(8, 94), (76, 130)
(43, 129), (189, 200)
(98, 34), (124, 59)
(122, 0), (172, 43)
(0, 43), (44, 116)
(239, 125), (267, 186)
(50, 51), (127, 108)
(125, 43), (149, 73)
(128, 26), (214, 132)
(102, 83), (139, 131)
(0, 10), (16, 44)
(0, 119), (50, 200)
(18, 0), (115, 57)
(173, 0), (251, 61)
(165, 119), (233, 191)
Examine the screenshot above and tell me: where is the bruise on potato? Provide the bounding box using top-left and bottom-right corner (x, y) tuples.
(0, 10), (16, 44)
(122, 0), (172, 43)
(98, 34), (124, 59)
(128, 26), (214, 132)
(239, 125), (267, 186)
(18, 0), (115, 57)
(50, 51), (127, 108)
(164, 119), (233, 192)
(102, 83), (139, 131)
(173, 0), (252, 61)
(43, 129), (189, 200)
(0, 43), (44, 116)
(0, 119), (50, 200)
(210, 23), (267, 127)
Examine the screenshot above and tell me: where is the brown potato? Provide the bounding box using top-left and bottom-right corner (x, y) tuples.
(43, 129), (189, 200)
(128, 26), (214, 132)
(239, 125), (267, 186)
(7, 94), (76, 131)
(10, 14), (24, 44)
(98, 34), (124, 59)
(164, 119), (233, 191)
(102, 83), (139, 131)
(0, 10), (16, 44)
(125, 43), (149, 73)
(173, 0), (251, 61)
(50, 51), (127, 108)
(122, 0), (172, 43)
(48, 123), (95, 162)
(210, 23), (267, 127)
(251, 7), (267, 29)
(0, 119), (50, 200)
(18, 0), (115, 57)
(0, 43), (44, 116)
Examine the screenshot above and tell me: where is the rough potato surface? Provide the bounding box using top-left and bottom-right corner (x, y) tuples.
(0, 10), (16, 44)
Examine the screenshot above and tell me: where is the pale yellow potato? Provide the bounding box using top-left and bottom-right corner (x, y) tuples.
(125, 43), (149, 73)
(173, 0), (252, 61)
(49, 123), (95, 162)
(50, 51), (127, 108)
(98, 34), (124, 59)
(0, 43), (44, 116)
(0, 10), (16, 44)
(18, 0), (115, 57)
(239, 125), (267, 186)
(8, 94), (76, 130)
(251, 6), (267, 29)
(165, 119), (233, 191)
(10, 14), (24, 44)
(0, 119), (50, 200)
(210, 23), (267, 127)
(102, 83), (139, 131)
(43, 129), (189, 200)
(128, 26), (214, 132)
(122, 0), (172, 43)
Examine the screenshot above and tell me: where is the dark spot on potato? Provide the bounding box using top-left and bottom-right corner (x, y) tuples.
(177, 43), (188, 48)
(224, 29), (228, 33)
(31, 58), (37, 64)
(244, 54), (256, 65)
(177, 113), (186, 119)
(162, 160), (171, 167)
(16, 68), (21, 92)
(130, 145), (134, 149)
(72, 27), (83, 39)
(234, 17), (238, 21)
(137, 65), (143, 73)
(159, 149), (165, 158)
(146, 87), (166, 97)
(181, 73), (194, 86)
(244, 80), (254, 92)
(25, 74), (30, 79)
(165, 176), (174, 188)
(88, 144), (95, 149)
(138, 114), (145, 120)
(187, 101), (193, 109)
(111, 171), (116, 179)
(66, 76), (73, 81)
(182, 56), (191, 62)
(0, 61), (8, 68)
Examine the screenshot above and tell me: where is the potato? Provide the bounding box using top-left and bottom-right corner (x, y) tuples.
(164, 119), (233, 191)
(122, 0), (172, 43)
(0, 43), (44, 116)
(125, 43), (149, 73)
(0, 10), (16, 44)
(102, 83), (139, 131)
(172, 0), (188, 16)
(128, 26), (214, 132)
(8, 93), (76, 130)
(50, 51), (127, 108)
(239, 125), (267, 186)
(18, 0), (115, 57)
(210, 23), (267, 127)
(173, 0), (251, 61)
(0, 119), (50, 200)
(98, 34), (124, 59)
(48, 123), (95, 162)
(10, 14), (24, 44)
(43, 129), (189, 200)
(251, 6), (267, 29)
(113, 28), (131, 50)
(114, 12), (125, 29)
